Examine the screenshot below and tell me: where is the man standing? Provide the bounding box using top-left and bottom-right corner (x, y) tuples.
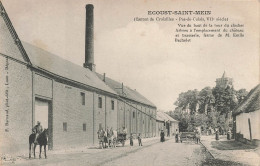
(195, 129), (201, 144)
(97, 128), (105, 149)
(104, 128), (108, 148)
(137, 133), (142, 146)
(130, 133), (133, 146)
(33, 121), (43, 144)
(122, 127), (127, 134)
(175, 129), (179, 143)
(122, 127), (127, 140)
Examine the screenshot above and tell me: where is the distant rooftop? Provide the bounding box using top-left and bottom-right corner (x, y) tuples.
(156, 111), (178, 122)
(96, 73), (156, 108)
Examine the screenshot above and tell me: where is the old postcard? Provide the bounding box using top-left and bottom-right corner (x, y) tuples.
(0, 0), (259, 165)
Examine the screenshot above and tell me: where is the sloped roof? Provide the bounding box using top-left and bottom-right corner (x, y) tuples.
(96, 73), (156, 108)
(21, 41), (117, 95)
(156, 111), (178, 122)
(0, 1), (31, 64)
(1, 1), (155, 103)
(233, 84), (260, 116)
(0, 1), (116, 95)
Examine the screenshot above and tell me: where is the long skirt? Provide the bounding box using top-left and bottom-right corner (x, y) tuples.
(104, 136), (108, 143)
(160, 136), (165, 142)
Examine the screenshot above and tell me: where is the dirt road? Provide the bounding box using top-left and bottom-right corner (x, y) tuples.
(3, 137), (241, 166)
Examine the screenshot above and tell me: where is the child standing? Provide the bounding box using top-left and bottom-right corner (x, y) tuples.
(137, 133), (142, 146)
(130, 133), (133, 146)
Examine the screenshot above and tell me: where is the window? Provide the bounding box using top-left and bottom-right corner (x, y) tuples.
(98, 97), (102, 108)
(133, 112), (135, 118)
(63, 122), (67, 132)
(81, 92), (85, 105)
(111, 100), (114, 110)
(83, 123), (86, 132)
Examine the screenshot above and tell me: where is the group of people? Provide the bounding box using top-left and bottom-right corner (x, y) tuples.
(33, 122), (203, 152)
(33, 122), (202, 147)
(159, 128), (201, 144)
(97, 126), (144, 148)
(129, 133), (143, 146)
(195, 129), (201, 144)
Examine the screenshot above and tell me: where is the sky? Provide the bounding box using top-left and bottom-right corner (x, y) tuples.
(2, 0), (259, 111)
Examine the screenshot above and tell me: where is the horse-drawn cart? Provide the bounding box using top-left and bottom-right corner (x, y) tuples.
(117, 133), (126, 146)
(179, 132), (196, 143)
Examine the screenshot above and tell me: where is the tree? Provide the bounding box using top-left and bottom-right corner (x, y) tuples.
(212, 86), (237, 115)
(197, 87), (215, 114)
(174, 89), (199, 114)
(194, 113), (208, 131)
(171, 84), (246, 133)
(236, 89), (248, 103)
(207, 110), (219, 129)
(169, 107), (191, 132)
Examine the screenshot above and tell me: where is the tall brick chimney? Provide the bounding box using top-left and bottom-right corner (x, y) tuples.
(83, 4), (95, 71)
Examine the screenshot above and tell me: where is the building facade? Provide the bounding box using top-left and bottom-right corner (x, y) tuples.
(96, 74), (157, 138)
(0, 2), (156, 155)
(156, 111), (179, 137)
(233, 84), (260, 145)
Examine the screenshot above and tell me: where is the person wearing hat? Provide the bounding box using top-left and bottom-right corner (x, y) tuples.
(33, 121), (43, 144)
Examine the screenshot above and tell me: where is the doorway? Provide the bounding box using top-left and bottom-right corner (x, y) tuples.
(35, 98), (53, 149)
(35, 99), (48, 129)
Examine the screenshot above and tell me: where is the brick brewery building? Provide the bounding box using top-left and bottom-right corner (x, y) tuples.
(0, 2), (157, 154)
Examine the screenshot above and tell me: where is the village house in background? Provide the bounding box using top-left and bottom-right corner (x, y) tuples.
(0, 2), (164, 155)
(156, 111), (179, 137)
(232, 84), (260, 146)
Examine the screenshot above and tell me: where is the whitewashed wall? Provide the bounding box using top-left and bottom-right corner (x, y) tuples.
(236, 110), (260, 140)
(250, 110), (260, 140)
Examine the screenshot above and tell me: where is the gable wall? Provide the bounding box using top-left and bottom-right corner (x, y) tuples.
(0, 16), (26, 62)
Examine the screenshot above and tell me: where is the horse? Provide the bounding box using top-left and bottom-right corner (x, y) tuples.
(29, 128), (48, 159)
(108, 130), (117, 148)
